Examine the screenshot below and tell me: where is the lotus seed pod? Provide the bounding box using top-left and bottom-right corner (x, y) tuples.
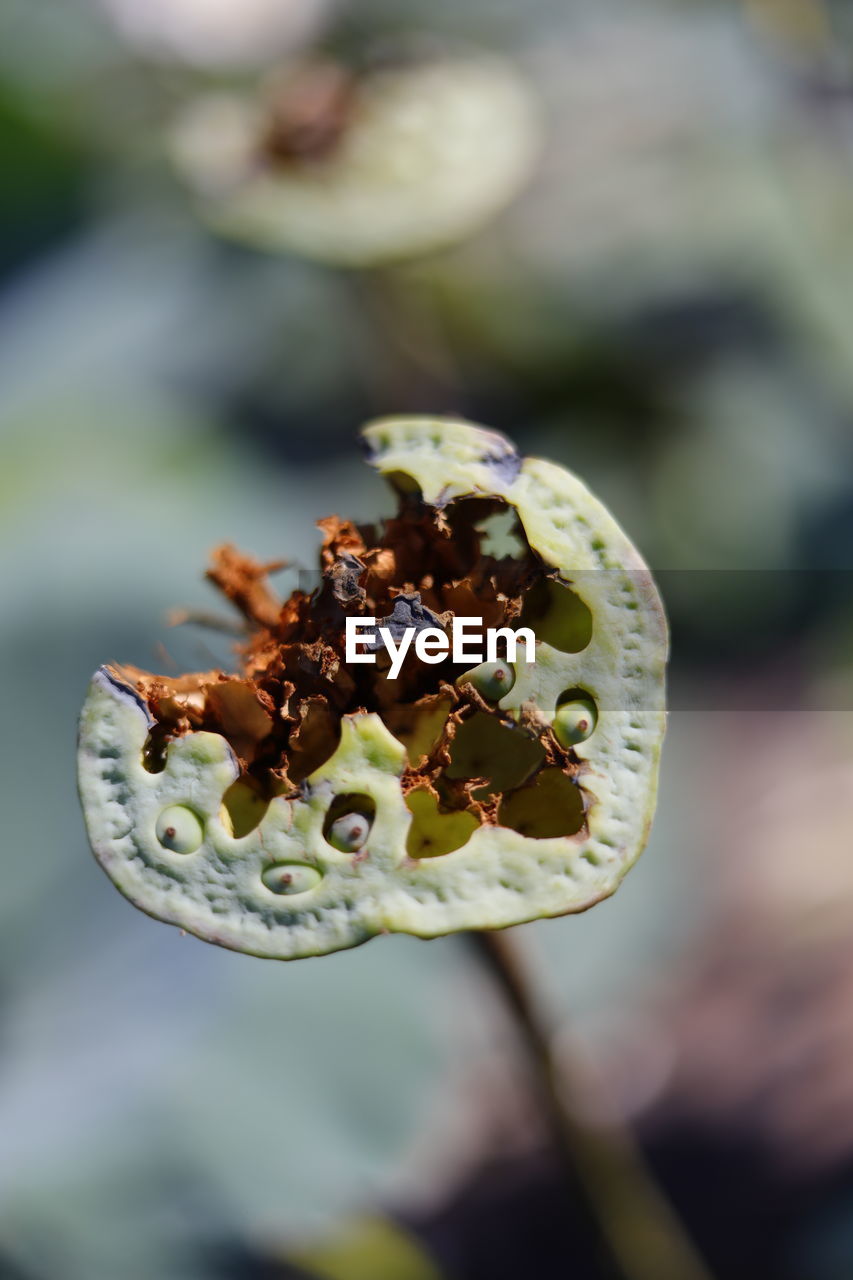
(553, 698), (598, 748)
(456, 661), (516, 702)
(78, 417), (667, 960)
(170, 52), (540, 266)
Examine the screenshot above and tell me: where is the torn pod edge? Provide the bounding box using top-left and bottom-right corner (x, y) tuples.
(77, 416), (667, 959)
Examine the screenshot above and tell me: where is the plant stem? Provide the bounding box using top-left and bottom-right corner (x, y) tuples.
(469, 927), (714, 1280)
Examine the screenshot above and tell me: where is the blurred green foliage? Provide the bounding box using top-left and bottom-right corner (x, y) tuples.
(3, 0), (853, 1277)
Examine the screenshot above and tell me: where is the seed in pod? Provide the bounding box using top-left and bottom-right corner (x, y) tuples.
(553, 698), (597, 748)
(156, 805), (204, 853)
(456, 660), (516, 702)
(327, 810), (371, 853)
(261, 863), (323, 895)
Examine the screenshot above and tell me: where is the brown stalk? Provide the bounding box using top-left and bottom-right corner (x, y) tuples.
(470, 927), (714, 1280)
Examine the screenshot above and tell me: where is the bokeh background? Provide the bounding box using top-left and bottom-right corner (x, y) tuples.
(4, 0), (853, 1276)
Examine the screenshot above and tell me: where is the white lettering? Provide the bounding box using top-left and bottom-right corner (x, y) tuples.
(345, 617), (537, 676)
(415, 627), (449, 663)
(346, 616), (377, 664)
(486, 627), (536, 665)
(379, 626), (414, 680)
(452, 617), (484, 664)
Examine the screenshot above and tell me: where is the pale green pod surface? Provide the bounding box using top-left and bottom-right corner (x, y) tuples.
(170, 53), (540, 267)
(78, 417), (667, 959)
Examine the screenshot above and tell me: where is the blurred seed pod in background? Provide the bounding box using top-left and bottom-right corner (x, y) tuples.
(170, 46), (541, 266)
(98, 0), (338, 69)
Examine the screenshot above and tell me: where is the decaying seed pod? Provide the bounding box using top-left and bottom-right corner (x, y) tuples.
(78, 418), (667, 959)
(170, 51), (540, 266)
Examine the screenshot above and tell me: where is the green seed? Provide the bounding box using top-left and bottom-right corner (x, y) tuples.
(156, 805), (204, 853)
(456, 660), (515, 701)
(261, 863), (323, 895)
(553, 698), (597, 747)
(327, 811), (371, 853)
